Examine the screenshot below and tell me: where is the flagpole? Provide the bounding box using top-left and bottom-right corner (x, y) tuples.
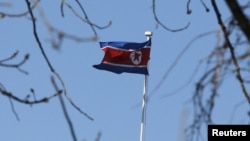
(140, 31), (152, 141)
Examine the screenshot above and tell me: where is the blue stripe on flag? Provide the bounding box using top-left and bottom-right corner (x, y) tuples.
(99, 39), (151, 50)
(93, 63), (149, 75)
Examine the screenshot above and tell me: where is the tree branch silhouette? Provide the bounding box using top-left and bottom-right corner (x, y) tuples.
(0, 50), (29, 74)
(74, 0), (98, 36)
(9, 97), (20, 121)
(186, 0), (209, 14)
(51, 76), (77, 141)
(35, 2), (96, 50)
(0, 87), (62, 104)
(152, 0), (190, 32)
(0, 0), (39, 18)
(226, 0), (250, 42)
(211, 0), (250, 104)
(25, 0), (94, 121)
(64, 2), (112, 30)
(185, 2), (250, 139)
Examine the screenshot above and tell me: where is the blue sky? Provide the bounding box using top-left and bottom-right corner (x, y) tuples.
(0, 0), (249, 141)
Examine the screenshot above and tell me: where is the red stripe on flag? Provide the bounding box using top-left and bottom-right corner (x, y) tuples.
(101, 47), (150, 66)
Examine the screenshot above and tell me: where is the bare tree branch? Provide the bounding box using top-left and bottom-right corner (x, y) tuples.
(64, 2), (111, 30)
(35, 2), (108, 50)
(0, 0), (39, 18)
(60, 0), (65, 17)
(0, 87), (62, 104)
(152, 0), (190, 32)
(186, 0), (209, 14)
(95, 132), (102, 141)
(0, 84), (20, 121)
(186, 0), (192, 14)
(0, 50), (19, 62)
(25, 0), (94, 121)
(200, 0), (210, 12)
(226, 0), (250, 42)
(211, 0), (250, 104)
(25, 0), (54, 72)
(51, 76), (77, 141)
(0, 51), (29, 74)
(9, 97), (20, 121)
(74, 0), (98, 36)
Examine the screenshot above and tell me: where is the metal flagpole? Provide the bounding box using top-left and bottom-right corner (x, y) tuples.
(140, 31), (152, 141)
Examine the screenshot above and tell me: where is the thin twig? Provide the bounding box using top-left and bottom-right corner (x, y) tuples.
(186, 0), (192, 14)
(51, 76), (77, 141)
(0, 87), (62, 104)
(152, 0), (190, 32)
(9, 97), (20, 121)
(95, 132), (102, 141)
(25, 0), (54, 72)
(0, 52), (29, 74)
(200, 0), (210, 12)
(54, 72), (94, 121)
(0, 84), (20, 121)
(0, 54), (29, 68)
(0, 0), (39, 18)
(64, 3), (111, 30)
(30, 88), (37, 101)
(74, 0), (98, 36)
(35, 3), (98, 49)
(229, 99), (246, 123)
(0, 50), (19, 62)
(60, 0), (65, 17)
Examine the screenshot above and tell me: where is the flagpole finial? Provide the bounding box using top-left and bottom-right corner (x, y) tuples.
(144, 31), (152, 37)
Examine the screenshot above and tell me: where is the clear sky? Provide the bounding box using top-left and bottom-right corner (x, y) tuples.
(0, 0), (249, 141)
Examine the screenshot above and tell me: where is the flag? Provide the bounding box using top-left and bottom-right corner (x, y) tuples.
(93, 39), (151, 75)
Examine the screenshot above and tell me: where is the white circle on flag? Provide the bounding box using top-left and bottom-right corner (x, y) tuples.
(130, 51), (142, 65)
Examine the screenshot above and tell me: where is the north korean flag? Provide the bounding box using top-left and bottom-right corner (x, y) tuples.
(93, 39), (151, 75)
